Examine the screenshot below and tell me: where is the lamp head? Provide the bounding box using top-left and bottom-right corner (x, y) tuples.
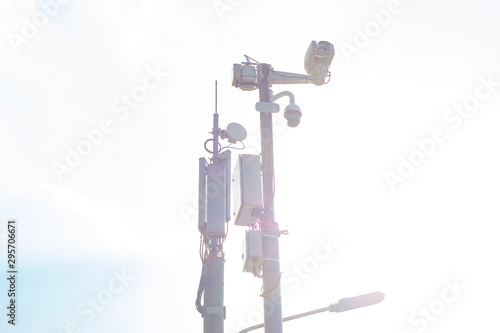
(330, 292), (385, 313)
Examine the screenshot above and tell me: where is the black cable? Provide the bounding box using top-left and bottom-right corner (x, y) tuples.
(224, 220), (229, 239)
(204, 139), (221, 154)
(252, 266), (263, 279)
(244, 54), (260, 64)
(259, 272), (282, 297)
(220, 140), (245, 153)
(195, 261), (206, 315)
(199, 234), (204, 262)
(324, 71), (331, 84)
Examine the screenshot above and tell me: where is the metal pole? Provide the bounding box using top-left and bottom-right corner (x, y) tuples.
(213, 81), (219, 162)
(258, 64), (283, 333)
(200, 81), (225, 333)
(203, 241), (225, 333)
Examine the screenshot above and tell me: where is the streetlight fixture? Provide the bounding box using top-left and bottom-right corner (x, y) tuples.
(231, 41), (335, 333)
(331, 291), (386, 313)
(238, 292), (385, 333)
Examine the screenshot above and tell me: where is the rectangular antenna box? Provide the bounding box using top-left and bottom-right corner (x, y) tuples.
(232, 154), (262, 227)
(242, 230), (263, 273)
(199, 151), (232, 237)
(206, 164), (226, 237)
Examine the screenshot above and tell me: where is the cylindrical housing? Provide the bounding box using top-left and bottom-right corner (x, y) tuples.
(203, 255), (225, 333)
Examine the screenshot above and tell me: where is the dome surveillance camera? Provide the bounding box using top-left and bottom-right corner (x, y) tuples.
(284, 103), (302, 127)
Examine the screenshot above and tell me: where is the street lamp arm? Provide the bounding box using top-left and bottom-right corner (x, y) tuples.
(237, 322), (264, 333)
(237, 306), (330, 333)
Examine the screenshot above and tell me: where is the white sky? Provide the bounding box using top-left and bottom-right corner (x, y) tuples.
(1, 0), (500, 332)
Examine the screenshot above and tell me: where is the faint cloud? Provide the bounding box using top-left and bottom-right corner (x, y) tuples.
(6, 0), (74, 54)
(0, 0), (13, 21)
(339, 0), (403, 63)
(39, 183), (153, 253)
(397, 278), (466, 333)
(0, 125), (17, 158)
(384, 73), (499, 192)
